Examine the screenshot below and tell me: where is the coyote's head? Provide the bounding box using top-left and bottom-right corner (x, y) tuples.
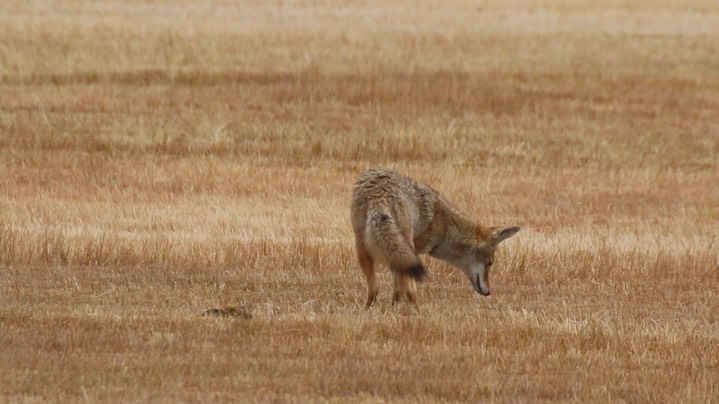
(457, 226), (520, 296)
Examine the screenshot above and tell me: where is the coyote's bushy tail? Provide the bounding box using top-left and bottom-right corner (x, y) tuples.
(366, 210), (426, 280)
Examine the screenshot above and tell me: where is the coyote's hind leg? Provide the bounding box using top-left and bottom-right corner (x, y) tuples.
(356, 242), (378, 308)
(391, 273), (419, 307)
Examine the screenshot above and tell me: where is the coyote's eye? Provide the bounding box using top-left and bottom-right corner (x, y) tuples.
(486, 258), (493, 268)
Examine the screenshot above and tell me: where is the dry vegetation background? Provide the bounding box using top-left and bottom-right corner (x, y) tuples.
(1, 0), (719, 402)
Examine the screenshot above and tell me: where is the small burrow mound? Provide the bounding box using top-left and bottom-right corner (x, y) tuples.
(202, 304), (252, 319)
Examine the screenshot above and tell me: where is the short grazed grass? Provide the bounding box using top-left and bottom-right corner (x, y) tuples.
(1, 0), (718, 402)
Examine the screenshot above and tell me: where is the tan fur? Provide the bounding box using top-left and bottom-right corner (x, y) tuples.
(351, 167), (520, 308)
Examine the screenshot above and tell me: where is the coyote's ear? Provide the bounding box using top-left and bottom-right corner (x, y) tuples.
(492, 226), (520, 245)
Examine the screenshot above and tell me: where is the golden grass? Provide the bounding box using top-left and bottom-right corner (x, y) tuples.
(1, 0), (719, 402)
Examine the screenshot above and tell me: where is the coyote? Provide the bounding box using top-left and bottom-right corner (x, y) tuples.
(351, 167), (520, 307)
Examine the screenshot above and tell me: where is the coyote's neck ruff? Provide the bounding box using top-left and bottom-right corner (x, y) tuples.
(351, 167), (520, 308)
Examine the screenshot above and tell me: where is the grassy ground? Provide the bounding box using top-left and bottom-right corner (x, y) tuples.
(1, 0), (718, 402)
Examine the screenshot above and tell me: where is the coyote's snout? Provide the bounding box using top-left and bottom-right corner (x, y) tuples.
(350, 167), (520, 308)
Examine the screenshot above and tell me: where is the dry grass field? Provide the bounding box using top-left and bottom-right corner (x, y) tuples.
(2, 0), (719, 402)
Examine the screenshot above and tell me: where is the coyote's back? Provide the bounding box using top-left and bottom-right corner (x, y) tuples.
(351, 167), (428, 280)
